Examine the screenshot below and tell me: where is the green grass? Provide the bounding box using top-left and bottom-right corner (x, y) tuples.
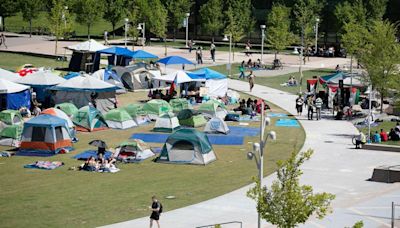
(0, 89), (305, 227)
(358, 121), (400, 146)
(0, 53), (64, 71)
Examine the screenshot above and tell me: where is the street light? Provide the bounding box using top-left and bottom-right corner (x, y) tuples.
(185, 13), (190, 47)
(223, 34), (232, 77)
(314, 17), (320, 55)
(124, 18), (129, 47)
(260, 25), (266, 63)
(247, 102), (277, 228)
(137, 22), (145, 49)
(62, 6), (68, 29)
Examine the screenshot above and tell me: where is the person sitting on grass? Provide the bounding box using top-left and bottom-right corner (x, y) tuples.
(389, 128), (399, 141)
(373, 131), (381, 143)
(380, 129), (388, 142)
(83, 156), (98, 172)
(355, 131), (367, 149)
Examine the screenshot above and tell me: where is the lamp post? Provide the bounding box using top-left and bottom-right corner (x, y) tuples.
(223, 34), (232, 77)
(137, 23), (145, 49)
(124, 18), (129, 47)
(314, 17), (319, 55)
(185, 13), (190, 47)
(247, 102), (277, 228)
(62, 6), (68, 30)
(260, 25), (266, 63)
(299, 25), (304, 94)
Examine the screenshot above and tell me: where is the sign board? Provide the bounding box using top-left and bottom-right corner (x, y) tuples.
(183, 19), (187, 28)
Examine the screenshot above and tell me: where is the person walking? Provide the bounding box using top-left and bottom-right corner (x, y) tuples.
(315, 96), (323, 120)
(245, 40), (252, 57)
(210, 41), (216, 63)
(248, 70), (255, 92)
(0, 33), (7, 49)
(196, 47), (203, 65)
(188, 39), (193, 53)
(103, 30), (109, 45)
(307, 95), (314, 120)
(149, 195), (162, 228)
(295, 94), (304, 116)
(239, 62), (245, 79)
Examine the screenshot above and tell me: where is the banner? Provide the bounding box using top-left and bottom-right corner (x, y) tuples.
(328, 86), (338, 109)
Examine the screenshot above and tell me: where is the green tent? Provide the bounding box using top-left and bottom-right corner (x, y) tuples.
(55, 103), (79, 117)
(157, 128), (216, 165)
(177, 109), (207, 127)
(143, 99), (172, 119)
(198, 100), (228, 119)
(0, 110), (23, 126)
(169, 98), (192, 113)
(104, 108), (137, 129)
(153, 113), (180, 132)
(0, 125), (22, 139)
(122, 104), (147, 117)
(72, 106), (108, 132)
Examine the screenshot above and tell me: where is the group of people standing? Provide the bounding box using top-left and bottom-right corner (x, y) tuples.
(189, 40), (216, 64)
(295, 94), (323, 120)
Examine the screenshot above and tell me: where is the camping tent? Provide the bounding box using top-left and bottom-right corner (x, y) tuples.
(189, 68), (228, 98)
(55, 103), (79, 117)
(17, 70), (66, 103)
(115, 139), (155, 162)
(169, 98), (192, 113)
(20, 115), (73, 154)
(177, 109), (207, 127)
(0, 125), (22, 146)
(94, 47), (137, 71)
(66, 39), (107, 72)
(156, 128), (216, 165)
(143, 99), (172, 119)
(104, 108), (137, 129)
(0, 110), (23, 126)
(50, 75), (118, 113)
(0, 68), (20, 82)
(0, 79), (31, 110)
(72, 106), (108, 132)
(91, 68), (125, 93)
(204, 117), (230, 134)
(153, 70), (202, 84)
(153, 113), (180, 132)
(198, 100), (228, 119)
(119, 67), (156, 91)
(41, 108), (74, 129)
(122, 104), (150, 125)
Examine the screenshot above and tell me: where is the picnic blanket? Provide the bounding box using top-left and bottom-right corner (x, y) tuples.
(24, 161), (64, 170)
(73, 150), (113, 160)
(275, 119), (300, 127)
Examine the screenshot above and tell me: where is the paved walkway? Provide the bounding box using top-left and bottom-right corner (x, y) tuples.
(101, 80), (400, 228)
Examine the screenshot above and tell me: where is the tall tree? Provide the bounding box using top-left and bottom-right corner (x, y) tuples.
(199, 0), (224, 40)
(48, 0), (72, 54)
(165, 0), (193, 41)
(335, 0), (367, 31)
(73, 0), (105, 39)
(247, 149), (335, 227)
(365, 0), (388, 22)
(19, 0), (44, 37)
(266, 4), (294, 60)
(360, 20), (400, 113)
(224, 0), (253, 60)
(127, 1), (139, 50)
(103, 0), (126, 38)
(0, 0), (18, 31)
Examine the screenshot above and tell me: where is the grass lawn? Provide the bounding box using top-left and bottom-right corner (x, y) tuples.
(357, 121), (400, 146)
(0, 89), (305, 227)
(0, 52), (63, 71)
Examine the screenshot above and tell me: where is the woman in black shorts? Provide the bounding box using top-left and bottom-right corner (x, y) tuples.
(149, 196), (161, 228)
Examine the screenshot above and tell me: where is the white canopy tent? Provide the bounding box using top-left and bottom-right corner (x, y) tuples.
(0, 68), (20, 82)
(66, 39), (107, 52)
(17, 70), (66, 86)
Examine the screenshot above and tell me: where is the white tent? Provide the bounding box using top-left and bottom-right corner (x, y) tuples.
(17, 70), (66, 86)
(153, 113), (180, 132)
(204, 117), (230, 134)
(154, 70), (204, 84)
(0, 79), (30, 93)
(66, 39), (107, 52)
(91, 69), (126, 93)
(0, 68), (20, 82)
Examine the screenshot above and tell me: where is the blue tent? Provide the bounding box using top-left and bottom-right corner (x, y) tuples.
(189, 68), (227, 80)
(131, 50), (158, 59)
(93, 47), (136, 72)
(157, 56), (194, 65)
(97, 47), (136, 57)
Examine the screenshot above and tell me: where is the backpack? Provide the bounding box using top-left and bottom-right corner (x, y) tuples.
(158, 202), (163, 213)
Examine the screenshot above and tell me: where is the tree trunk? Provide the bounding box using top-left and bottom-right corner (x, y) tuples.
(1, 17), (5, 31)
(164, 38), (167, 56)
(173, 28), (176, 42)
(87, 24), (90, 39)
(232, 43), (235, 61)
(112, 23), (115, 38)
(29, 19), (32, 38)
(55, 36), (58, 55)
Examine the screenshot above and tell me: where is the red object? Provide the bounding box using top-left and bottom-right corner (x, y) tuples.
(169, 82), (175, 95)
(380, 132), (388, 142)
(328, 86), (338, 93)
(18, 68), (37, 77)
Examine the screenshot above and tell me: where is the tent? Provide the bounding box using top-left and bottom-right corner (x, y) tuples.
(131, 50), (158, 59)
(17, 70), (66, 103)
(189, 68), (228, 98)
(169, 98), (192, 113)
(204, 117), (230, 134)
(115, 139), (155, 162)
(94, 47), (136, 71)
(0, 79), (31, 110)
(143, 99), (172, 119)
(91, 68), (126, 93)
(177, 109), (207, 127)
(153, 70), (202, 84)
(55, 103), (79, 117)
(66, 39), (107, 72)
(156, 128), (216, 165)
(198, 100), (228, 119)
(104, 108), (137, 129)
(0, 125), (22, 146)
(119, 67), (156, 91)
(72, 106), (108, 132)
(50, 75), (118, 114)
(157, 56), (194, 65)
(153, 113), (180, 132)
(0, 110), (23, 126)
(122, 104), (150, 125)
(20, 115), (73, 154)
(0, 68), (20, 82)
(41, 108), (74, 129)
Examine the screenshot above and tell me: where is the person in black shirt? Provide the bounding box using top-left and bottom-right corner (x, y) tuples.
(149, 195), (161, 228)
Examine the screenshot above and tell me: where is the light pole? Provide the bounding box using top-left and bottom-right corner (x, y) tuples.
(314, 17), (319, 55)
(62, 6), (68, 30)
(124, 18), (129, 48)
(260, 25), (266, 63)
(223, 34), (232, 77)
(299, 26), (304, 94)
(185, 13), (190, 47)
(137, 23), (145, 49)
(247, 102), (277, 228)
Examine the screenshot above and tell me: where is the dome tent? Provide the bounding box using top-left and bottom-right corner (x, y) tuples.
(142, 99), (172, 120)
(115, 139), (155, 162)
(153, 113), (180, 133)
(204, 117), (230, 134)
(177, 109), (207, 127)
(55, 103), (79, 117)
(72, 106), (108, 132)
(169, 98), (192, 113)
(104, 108), (137, 129)
(0, 110), (23, 146)
(156, 128), (216, 165)
(122, 104), (150, 125)
(0, 110), (23, 126)
(198, 100), (228, 120)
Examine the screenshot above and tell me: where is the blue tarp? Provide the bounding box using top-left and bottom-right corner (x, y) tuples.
(189, 68), (227, 80)
(275, 119), (300, 127)
(73, 150), (112, 160)
(157, 56), (194, 65)
(131, 50), (158, 59)
(131, 133), (244, 145)
(97, 47), (136, 57)
(64, 72), (80, 80)
(6, 90), (31, 110)
(24, 114), (68, 128)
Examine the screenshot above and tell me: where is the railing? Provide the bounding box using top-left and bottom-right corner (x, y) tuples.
(196, 221), (242, 228)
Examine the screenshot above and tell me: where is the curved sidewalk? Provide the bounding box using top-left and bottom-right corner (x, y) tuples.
(102, 80), (400, 228)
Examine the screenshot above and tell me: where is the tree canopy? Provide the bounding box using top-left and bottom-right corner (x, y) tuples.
(19, 0), (44, 37)
(199, 0), (224, 38)
(165, 0), (193, 40)
(73, 0), (105, 39)
(103, 0), (126, 37)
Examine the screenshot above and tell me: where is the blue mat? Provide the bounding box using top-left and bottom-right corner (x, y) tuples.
(73, 150), (113, 160)
(223, 126), (259, 137)
(132, 133), (244, 145)
(16, 151), (56, 157)
(275, 119), (300, 128)
(268, 113), (288, 118)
